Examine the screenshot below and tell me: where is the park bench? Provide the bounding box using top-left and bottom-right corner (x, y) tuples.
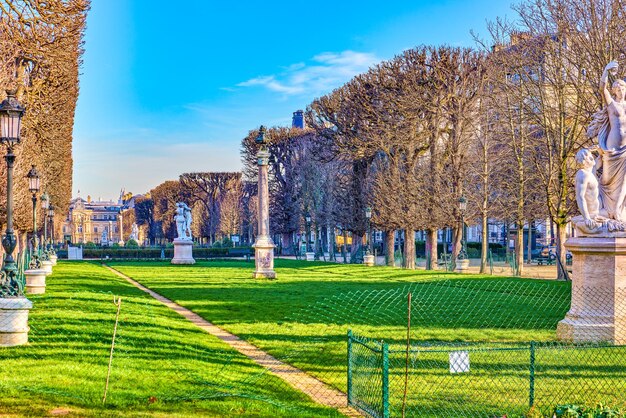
(437, 253), (452, 267)
(227, 248), (252, 261)
(536, 256), (555, 266)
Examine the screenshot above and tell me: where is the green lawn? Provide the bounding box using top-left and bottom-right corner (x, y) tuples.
(107, 259), (601, 417)
(0, 261), (341, 417)
(6, 259), (622, 417)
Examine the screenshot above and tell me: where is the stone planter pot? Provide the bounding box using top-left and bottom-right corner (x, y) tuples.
(455, 258), (470, 272)
(41, 260), (53, 275)
(24, 269), (46, 294)
(363, 254), (375, 267)
(305, 252), (315, 261)
(0, 297), (33, 346)
(49, 254), (58, 265)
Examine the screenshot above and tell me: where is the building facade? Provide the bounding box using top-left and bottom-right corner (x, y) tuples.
(62, 195), (124, 245)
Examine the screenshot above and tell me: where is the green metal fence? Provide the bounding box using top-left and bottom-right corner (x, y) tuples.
(347, 332), (626, 417)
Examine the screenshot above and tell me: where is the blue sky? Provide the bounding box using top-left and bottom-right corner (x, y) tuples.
(73, 0), (514, 200)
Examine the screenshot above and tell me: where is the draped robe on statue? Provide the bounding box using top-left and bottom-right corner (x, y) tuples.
(591, 107), (626, 221)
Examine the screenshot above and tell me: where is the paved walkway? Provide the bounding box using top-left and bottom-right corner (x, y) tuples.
(102, 264), (362, 418)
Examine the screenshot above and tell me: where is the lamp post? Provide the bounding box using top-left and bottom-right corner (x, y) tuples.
(48, 204), (55, 249)
(26, 165), (40, 257)
(363, 207), (375, 266)
(0, 89), (33, 345)
(456, 196), (469, 272)
(41, 192), (49, 249)
(365, 207), (372, 255)
(252, 126), (276, 279)
(0, 90), (25, 295)
(305, 212), (312, 253)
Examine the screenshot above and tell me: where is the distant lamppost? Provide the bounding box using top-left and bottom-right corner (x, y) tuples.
(458, 196), (468, 260)
(252, 126), (276, 279)
(365, 207), (372, 255)
(41, 192), (49, 249)
(0, 90), (25, 295)
(305, 212), (312, 253)
(26, 165), (40, 256)
(48, 204), (55, 248)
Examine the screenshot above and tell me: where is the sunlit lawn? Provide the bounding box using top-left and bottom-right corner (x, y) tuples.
(0, 261), (341, 417)
(108, 259), (595, 417)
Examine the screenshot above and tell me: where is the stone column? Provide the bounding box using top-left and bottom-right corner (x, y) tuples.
(118, 212), (124, 245)
(253, 149), (276, 279)
(557, 236), (626, 344)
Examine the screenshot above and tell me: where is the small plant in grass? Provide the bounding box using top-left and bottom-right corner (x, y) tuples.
(525, 405), (544, 418)
(554, 403), (623, 417)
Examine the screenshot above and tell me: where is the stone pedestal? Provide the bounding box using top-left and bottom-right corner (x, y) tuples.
(253, 236), (276, 279)
(49, 254), (58, 265)
(171, 239), (195, 264)
(557, 236), (626, 344)
(364, 254), (375, 266)
(41, 260), (53, 275)
(455, 259), (470, 273)
(24, 269), (46, 294)
(0, 297), (33, 346)
(305, 252), (315, 261)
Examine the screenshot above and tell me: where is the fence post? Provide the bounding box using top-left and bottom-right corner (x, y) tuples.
(347, 329), (353, 406)
(382, 341), (390, 418)
(529, 341), (536, 408)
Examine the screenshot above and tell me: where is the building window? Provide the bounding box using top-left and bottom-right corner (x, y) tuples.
(94, 227), (98, 233)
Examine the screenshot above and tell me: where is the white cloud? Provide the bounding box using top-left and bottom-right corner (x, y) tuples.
(236, 50), (380, 97)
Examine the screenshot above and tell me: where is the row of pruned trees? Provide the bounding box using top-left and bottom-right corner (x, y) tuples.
(127, 172), (255, 245)
(240, 0), (626, 278)
(0, 0), (89, 253)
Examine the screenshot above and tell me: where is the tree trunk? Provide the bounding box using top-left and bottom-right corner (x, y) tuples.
(342, 230), (348, 264)
(281, 233), (294, 256)
(385, 230), (395, 266)
(556, 223), (569, 281)
(516, 221), (524, 276)
(480, 215), (488, 273)
(425, 228), (438, 270)
(402, 228), (415, 269)
(451, 225), (462, 271)
(351, 232), (362, 262)
(328, 225), (336, 261)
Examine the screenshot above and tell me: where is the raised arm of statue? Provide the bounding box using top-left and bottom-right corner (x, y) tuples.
(601, 61), (619, 105)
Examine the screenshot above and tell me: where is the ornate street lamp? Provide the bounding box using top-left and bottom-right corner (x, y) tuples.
(0, 90), (25, 295)
(48, 204), (55, 249)
(305, 212), (312, 253)
(252, 125), (276, 279)
(0, 89), (33, 346)
(458, 196), (468, 260)
(41, 192), (49, 248)
(26, 165), (40, 256)
(365, 207), (372, 255)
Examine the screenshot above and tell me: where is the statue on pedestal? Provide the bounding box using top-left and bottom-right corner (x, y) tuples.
(174, 202), (192, 241)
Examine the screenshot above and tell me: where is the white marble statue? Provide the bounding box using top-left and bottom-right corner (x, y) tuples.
(129, 223), (139, 241)
(578, 61), (626, 233)
(174, 202), (192, 240)
(587, 61), (626, 221)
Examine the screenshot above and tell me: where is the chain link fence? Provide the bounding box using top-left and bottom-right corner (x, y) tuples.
(347, 335), (626, 417)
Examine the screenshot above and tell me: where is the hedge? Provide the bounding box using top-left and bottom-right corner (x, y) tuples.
(59, 247), (253, 260)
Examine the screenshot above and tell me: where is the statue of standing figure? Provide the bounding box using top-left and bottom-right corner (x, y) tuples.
(174, 202), (193, 240)
(586, 62), (626, 221)
(129, 223), (139, 241)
